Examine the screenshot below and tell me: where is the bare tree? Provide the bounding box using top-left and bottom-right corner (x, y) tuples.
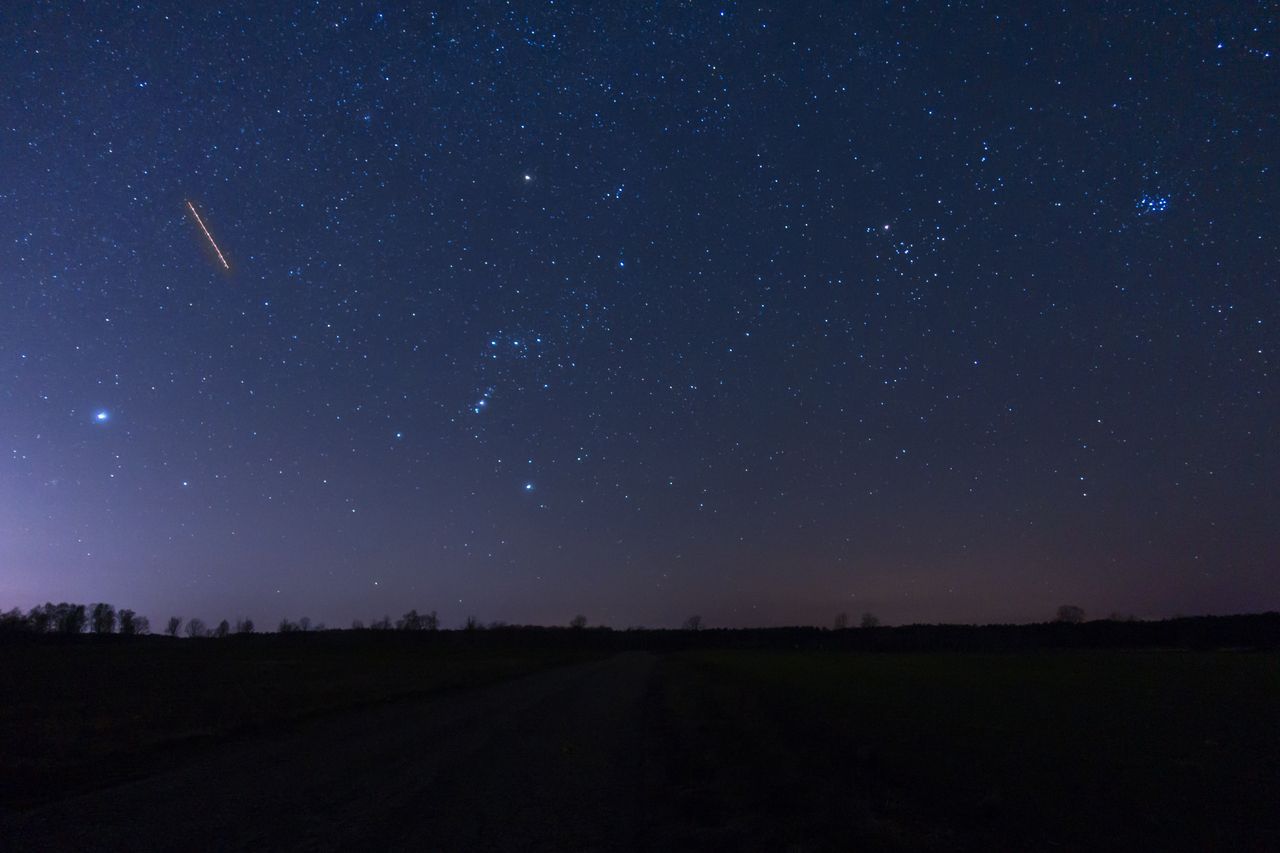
(424, 610), (439, 631)
(235, 618), (255, 634)
(351, 619), (365, 630)
(833, 612), (850, 630)
(27, 605), (53, 633)
(370, 615), (393, 630)
(213, 619), (230, 638)
(51, 603), (87, 635)
(569, 614), (588, 630)
(165, 617), (183, 637)
(38, 604), (59, 633)
(464, 615), (481, 631)
(297, 616), (312, 632)
(117, 609), (138, 635)
(398, 609), (423, 630)
(134, 615), (150, 635)
(860, 613), (880, 629)
(1056, 605), (1085, 624)
(90, 602), (117, 634)
(278, 618), (297, 633)
(0, 608), (27, 632)
(682, 615), (703, 631)
(185, 618), (207, 638)
(67, 603), (89, 634)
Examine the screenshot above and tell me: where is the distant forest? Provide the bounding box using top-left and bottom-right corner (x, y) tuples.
(3, 602), (1278, 652)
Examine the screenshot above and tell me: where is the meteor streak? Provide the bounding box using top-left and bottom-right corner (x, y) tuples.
(186, 200), (230, 270)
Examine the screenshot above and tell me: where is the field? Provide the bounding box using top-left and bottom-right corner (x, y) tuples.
(3, 631), (1278, 850)
(656, 650), (1280, 851)
(0, 632), (599, 810)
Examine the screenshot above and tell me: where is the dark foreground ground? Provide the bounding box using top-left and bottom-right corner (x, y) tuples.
(658, 649), (1280, 851)
(2, 635), (1278, 851)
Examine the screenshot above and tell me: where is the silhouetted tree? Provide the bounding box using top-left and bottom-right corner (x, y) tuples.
(682, 615), (703, 631)
(27, 605), (52, 633)
(860, 613), (880, 628)
(278, 618), (297, 633)
(297, 617), (312, 632)
(134, 615), (150, 635)
(351, 619), (365, 630)
(185, 618), (207, 638)
(1056, 605), (1085, 624)
(464, 615), (481, 631)
(54, 603), (88, 635)
(213, 619), (230, 638)
(424, 610), (439, 631)
(90, 602), (117, 634)
(370, 615), (393, 630)
(117, 609), (138, 635)
(570, 614), (588, 630)
(398, 609), (423, 630)
(40, 604), (63, 633)
(235, 618), (254, 634)
(165, 617), (183, 637)
(0, 607), (27, 632)
(833, 612), (850, 630)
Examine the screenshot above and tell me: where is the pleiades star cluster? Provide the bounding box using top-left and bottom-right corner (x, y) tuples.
(1, 2), (1275, 627)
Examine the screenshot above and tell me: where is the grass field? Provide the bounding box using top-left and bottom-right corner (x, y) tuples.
(656, 650), (1280, 851)
(0, 633), (598, 810)
(6, 635), (1277, 850)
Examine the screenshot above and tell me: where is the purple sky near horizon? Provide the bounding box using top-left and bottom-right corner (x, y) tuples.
(2, 2), (1277, 629)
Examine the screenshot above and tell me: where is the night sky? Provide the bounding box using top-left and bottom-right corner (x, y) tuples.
(2, 3), (1276, 629)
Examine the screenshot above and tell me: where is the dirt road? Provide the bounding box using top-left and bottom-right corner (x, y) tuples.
(2, 652), (661, 851)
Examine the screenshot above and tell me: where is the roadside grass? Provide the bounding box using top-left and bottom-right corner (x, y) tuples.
(0, 635), (599, 809)
(657, 650), (1280, 851)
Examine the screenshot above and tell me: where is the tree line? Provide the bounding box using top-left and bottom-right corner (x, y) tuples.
(0, 604), (594, 637)
(0, 601), (1160, 639)
(0, 603), (260, 638)
(2, 603), (711, 637)
(0, 603), (149, 635)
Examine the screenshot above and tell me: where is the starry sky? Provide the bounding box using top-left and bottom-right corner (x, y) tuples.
(2, 2), (1276, 629)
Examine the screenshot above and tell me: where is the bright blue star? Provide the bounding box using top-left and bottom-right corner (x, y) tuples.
(523, 482), (535, 492)
(93, 410), (110, 423)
